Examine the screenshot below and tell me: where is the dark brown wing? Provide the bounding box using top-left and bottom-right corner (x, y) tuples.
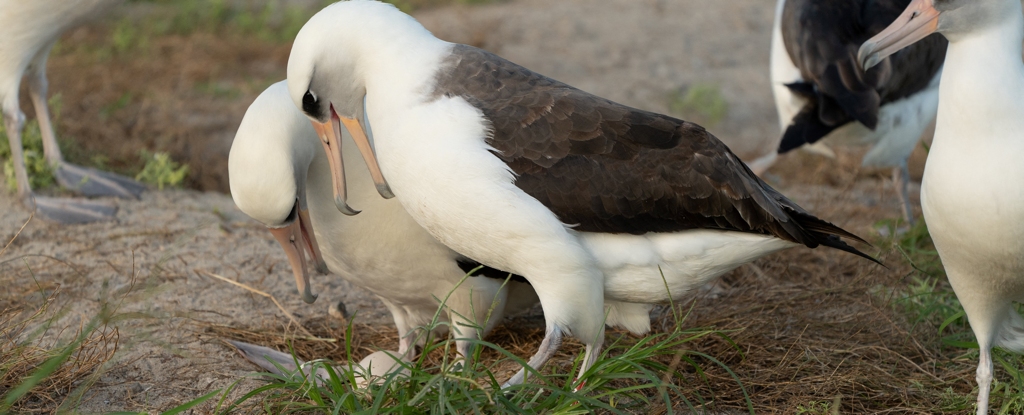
(778, 0), (946, 151)
(433, 45), (876, 262)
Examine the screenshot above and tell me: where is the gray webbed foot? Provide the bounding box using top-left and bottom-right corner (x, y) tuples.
(32, 195), (117, 224)
(56, 162), (146, 199)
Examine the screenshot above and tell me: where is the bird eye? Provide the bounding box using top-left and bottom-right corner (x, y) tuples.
(302, 90), (319, 116)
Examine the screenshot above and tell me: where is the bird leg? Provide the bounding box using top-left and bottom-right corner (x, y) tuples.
(26, 50), (145, 200)
(892, 161), (915, 227)
(4, 107), (32, 206)
(502, 325), (563, 388)
(572, 330), (605, 392)
(5, 101), (116, 223)
(976, 346), (993, 415)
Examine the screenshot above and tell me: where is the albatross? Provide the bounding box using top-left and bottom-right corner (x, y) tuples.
(286, 0), (879, 389)
(1, 0), (145, 223)
(752, 0), (947, 225)
(228, 81), (537, 359)
(860, 0), (1024, 413)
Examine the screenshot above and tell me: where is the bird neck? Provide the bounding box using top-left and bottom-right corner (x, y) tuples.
(359, 38), (452, 108)
(936, 10), (1024, 141)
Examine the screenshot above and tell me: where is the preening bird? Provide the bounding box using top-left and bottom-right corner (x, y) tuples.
(286, 0), (878, 389)
(0, 0), (145, 223)
(753, 0), (947, 225)
(859, 0), (1024, 413)
(228, 82), (538, 359)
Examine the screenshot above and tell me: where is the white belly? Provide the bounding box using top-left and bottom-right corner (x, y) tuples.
(921, 128), (1024, 294)
(581, 230), (795, 303)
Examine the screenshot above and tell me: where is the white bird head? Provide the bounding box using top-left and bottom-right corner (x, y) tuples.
(859, 0), (1020, 69)
(286, 1), (423, 215)
(229, 81), (329, 304)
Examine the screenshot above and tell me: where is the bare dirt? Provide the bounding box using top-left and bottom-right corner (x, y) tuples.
(1, 0), (969, 413)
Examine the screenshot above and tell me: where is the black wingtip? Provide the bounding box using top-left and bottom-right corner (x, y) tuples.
(778, 107), (842, 154)
(787, 211), (884, 267)
(818, 234), (885, 267)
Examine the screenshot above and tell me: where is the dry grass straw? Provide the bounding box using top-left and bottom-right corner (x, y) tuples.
(0, 217), (121, 413)
(0, 286), (120, 413)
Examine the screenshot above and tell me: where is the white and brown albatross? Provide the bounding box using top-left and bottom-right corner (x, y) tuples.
(228, 81), (537, 361)
(286, 0), (879, 389)
(1, 0), (145, 224)
(860, 0), (1024, 413)
(753, 0), (947, 225)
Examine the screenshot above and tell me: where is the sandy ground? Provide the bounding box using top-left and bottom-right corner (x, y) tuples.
(1, 0), (936, 413)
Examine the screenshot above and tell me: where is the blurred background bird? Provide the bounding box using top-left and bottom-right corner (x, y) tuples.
(1, 0), (145, 224)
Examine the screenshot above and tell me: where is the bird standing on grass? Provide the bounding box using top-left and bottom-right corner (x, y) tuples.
(229, 81), (538, 361)
(860, 0), (1024, 413)
(754, 0), (946, 225)
(1, 0), (145, 224)
(285, 0), (879, 390)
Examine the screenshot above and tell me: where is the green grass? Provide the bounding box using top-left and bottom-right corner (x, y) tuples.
(219, 298), (750, 414)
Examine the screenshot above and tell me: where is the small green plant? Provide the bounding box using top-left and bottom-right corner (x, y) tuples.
(668, 83), (729, 127)
(110, 18), (151, 55)
(795, 400), (832, 415)
(135, 150), (189, 190)
(100, 92), (133, 120)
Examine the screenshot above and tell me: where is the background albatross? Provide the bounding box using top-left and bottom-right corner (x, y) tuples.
(756, 0), (946, 225)
(0, 0), (145, 223)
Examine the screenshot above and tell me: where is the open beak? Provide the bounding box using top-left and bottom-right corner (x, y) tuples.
(268, 201), (326, 304)
(310, 105), (394, 216)
(858, 0), (940, 70)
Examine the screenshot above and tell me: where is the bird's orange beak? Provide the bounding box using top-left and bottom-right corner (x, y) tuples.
(268, 202), (327, 304)
(859, 0), (940, 70)
(310, 105), (394, 216)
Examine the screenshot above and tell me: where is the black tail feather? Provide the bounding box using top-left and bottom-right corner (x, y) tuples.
(779, 106), (845, 153)
(789, 211), (883, 266)
(817, 234), (884, 267)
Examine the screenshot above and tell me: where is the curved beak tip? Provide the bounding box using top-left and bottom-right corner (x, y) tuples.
(302, 291), (319, 304)
(376, 183), (396, 199)
(857, 46), (881, 71)
(315, 261), (329, 275)
(334, 196), (361, 216)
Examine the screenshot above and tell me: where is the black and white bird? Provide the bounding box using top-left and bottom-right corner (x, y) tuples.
(752, 0), (947, 225)
(285, 0), (878, 389)
(1, 0), (145, 223)
(228, 82), (537, 360)
(860, 0), (1024, 413)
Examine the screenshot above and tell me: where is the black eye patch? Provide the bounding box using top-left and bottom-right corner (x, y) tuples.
(302, 90), (319, 116)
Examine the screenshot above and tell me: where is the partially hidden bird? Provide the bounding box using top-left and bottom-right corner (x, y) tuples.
(228, 81), (538, 361)
(752, 0), (946, 225)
